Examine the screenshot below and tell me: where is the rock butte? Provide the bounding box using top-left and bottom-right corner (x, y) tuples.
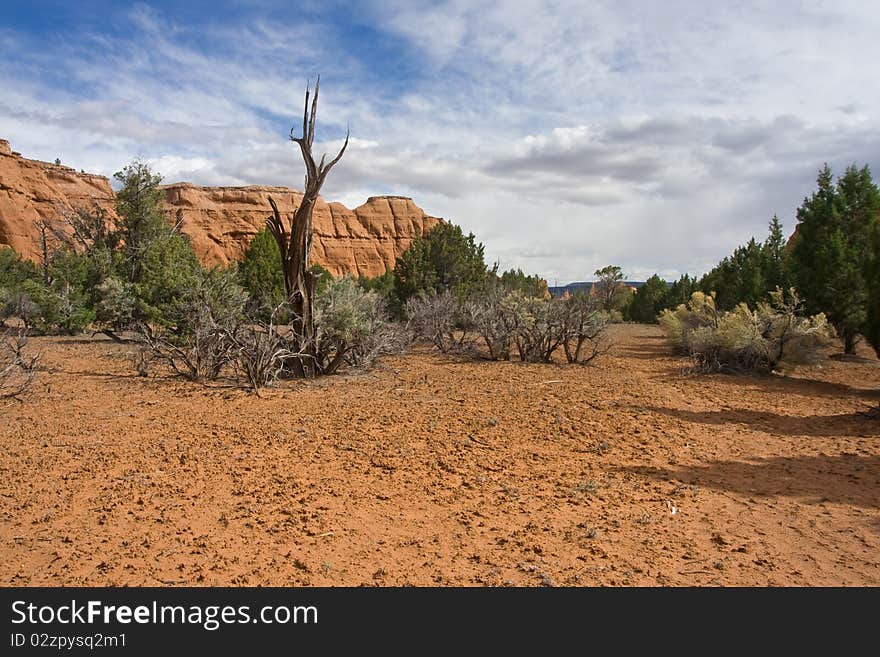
(0, 139), (443, 279)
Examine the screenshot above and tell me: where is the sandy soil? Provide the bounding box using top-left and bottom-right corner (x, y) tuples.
(1, 324), (878, 586)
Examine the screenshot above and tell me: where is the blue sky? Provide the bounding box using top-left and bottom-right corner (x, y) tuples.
(2, 1), (879, 284)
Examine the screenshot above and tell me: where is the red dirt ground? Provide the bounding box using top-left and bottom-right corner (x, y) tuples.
(1, 324), (878, 586)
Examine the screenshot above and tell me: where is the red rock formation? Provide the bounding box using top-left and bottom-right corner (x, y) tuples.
(0, 140), (117, 256)
(0, 139), (443, 278)
(162, 183), (442, 278)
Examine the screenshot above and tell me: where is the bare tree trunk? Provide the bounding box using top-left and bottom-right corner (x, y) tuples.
(267, 78), (348, 377)
(34, 218), (54, 284)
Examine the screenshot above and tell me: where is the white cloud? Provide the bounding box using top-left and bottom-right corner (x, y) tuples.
(1, 1), (879, 284)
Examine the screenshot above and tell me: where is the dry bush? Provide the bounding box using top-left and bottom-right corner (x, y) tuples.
(660, 288), (835, 372)
(506, 293), (565, 363)
(467, 290), (517, 360)
(0, 328), (39, 399)
(314, 277), (408, 374)
(139, 321), (236, 382)
(560, 293), (611, 364)
(139, 276), (408, 387)
(409, 289), (612, 365)
(342, 311), (410, 370)
(405, 290), (476, 354)
(136, 269), (245, 382)
(229, 310), (304, 392)
(658, 291), (719, 353)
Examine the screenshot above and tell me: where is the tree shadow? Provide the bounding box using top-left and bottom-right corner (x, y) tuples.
(720, 372), (880, 400)
(619, 453), (880, 509)
(644, 405), (880, 438)
(617, 334), (676, 361)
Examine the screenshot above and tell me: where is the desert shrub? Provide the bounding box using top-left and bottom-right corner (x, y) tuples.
(660, 289), (835, 372)
(228, 306), (302, 392)
(0, 328), (39, 399)
(405, 290), (477, 353)
(658, 291), (720, 352)
(314, 276), (407, 374)
(172, 267), (247, 334)
(1, 281), (44, 330)
(560, 292), (610, 364)
(139, 320), (234, 382)
(357, 270), (397, 314)
(409, 289), (611, 365)
(137, 268), (246, 381)
(504, 292), (565, 363)
(94, 276), (136, 330)
(467, 290), (517, 360)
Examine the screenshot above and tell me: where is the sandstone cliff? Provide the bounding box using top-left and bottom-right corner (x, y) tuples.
(0, 139), (443, 278)
(162, 184), (442, 278)
(0, 139), (117, 256)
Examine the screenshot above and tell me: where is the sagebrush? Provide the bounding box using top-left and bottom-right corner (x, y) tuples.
(407, 289), (610, 364)
(659, 288), (835, 372)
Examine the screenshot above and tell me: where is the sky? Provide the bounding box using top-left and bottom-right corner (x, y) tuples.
(2, 0), (879, 284)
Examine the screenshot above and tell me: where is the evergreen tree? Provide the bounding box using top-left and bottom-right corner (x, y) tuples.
(358, 269), (395, 299)
(863, 212), (880, 358)
(393, 223), (491, 303)
(238, 228), (287, 320)
(39, 249), (95, 334)
(665, 274), (698, 309)
(700, 238), (766, 310)
(626, 274), (668, 323)
(134, 232), (202, 326)
(114, 160), (168, 282)
(593, 265), (628, 312)
(790, 164), (880, 353)
(763, 214), (790, 292)
(0, 247), (38, 290)
(499, 268), (547, 297)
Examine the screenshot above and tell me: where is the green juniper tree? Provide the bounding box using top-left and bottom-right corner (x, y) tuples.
(393, 222), (492, 304)
(763, 214), (790, 292)
(114, 160), (169, 282)
(626, 274), (668, 323)
(238, 227), (287, 320)
(498, 268), (547, 297)
(790, 164), (880, 354)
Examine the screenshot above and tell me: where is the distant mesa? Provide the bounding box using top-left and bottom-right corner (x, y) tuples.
(549, 281), (645, 297)
(0, 139), (443, 279)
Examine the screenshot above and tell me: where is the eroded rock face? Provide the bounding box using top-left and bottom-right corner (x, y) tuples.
(162, 184), (443, 278)
(0, 142), (117, 256)
(0, 140), (443, 278)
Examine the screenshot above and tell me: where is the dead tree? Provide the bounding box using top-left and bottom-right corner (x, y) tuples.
(267, 78), (348, 377)
(34, 217), (61, 284)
